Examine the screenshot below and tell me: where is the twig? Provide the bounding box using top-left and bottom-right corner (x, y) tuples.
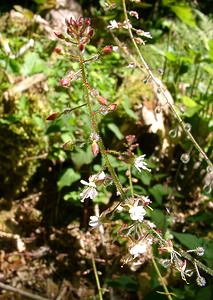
(0, 282), (49, 300)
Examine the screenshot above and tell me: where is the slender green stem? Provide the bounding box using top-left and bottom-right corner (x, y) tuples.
(190, 63), (200, 98)
(78, 52), (127, 201)
(91, 255), (103, 300)
(121, 0), (212, 168)
(152, 257), (173, 300)
(128, 165), (134, 197)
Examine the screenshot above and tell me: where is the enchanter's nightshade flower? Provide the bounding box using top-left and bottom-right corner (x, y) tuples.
(136, 30), (152, 39)
(107, 20), (119, 30)
(89, 216), (101, 228)
(134, 155), (151, 172)
(129, 205), (146, 222)
(80, 180), (97, 202)
(80, 172), (106, 202)
(129, 243), (147, 258)
(129, 11), (139, 19)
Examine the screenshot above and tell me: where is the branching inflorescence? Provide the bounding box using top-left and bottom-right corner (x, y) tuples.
(50, 3), (213, 298)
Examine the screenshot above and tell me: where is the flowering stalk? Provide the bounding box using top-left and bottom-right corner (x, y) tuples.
(121, 0), (212, 169)
(78, 49), (127, 202)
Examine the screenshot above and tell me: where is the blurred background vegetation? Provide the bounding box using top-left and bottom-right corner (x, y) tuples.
(0, 0), (212, 299)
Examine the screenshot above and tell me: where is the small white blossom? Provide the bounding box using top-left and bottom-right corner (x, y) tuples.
(136, 30), (152, 39)
(89, 216), (100, 228)
(134, 155), (151, 172)
(129, 206), (146, 222)
(107, 20), (119, 30)
(80, 172), (106, 202)
(129, 243), (147, 258)
(129, 11), (139, 19)
(80, 179), (97, 202)
(80, 181), (97, 202)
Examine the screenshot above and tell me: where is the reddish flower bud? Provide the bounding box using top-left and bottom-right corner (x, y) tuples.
(92, 141), (99, 156)
(65, 18), (70, 27)
(88, 28), (94, 37)
(67, 28), (73, 35)
(109, 103), (117, 111)
(77, 17), (83, 27)
(79, 43), (85, 52)
(97, 96), (108, 106)
(102, 45), (113, 55)
(46, 112), (59, 121)
(70, 18), (76, 26)
(54, 32), (64, 39)
(85, 18), (91, 26)
(60, 78), (70, 87)
(54, 47), (62, 54)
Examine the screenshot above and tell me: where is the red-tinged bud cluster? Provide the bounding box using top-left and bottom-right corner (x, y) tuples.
(102, 45), (113, 55)
(55, 16), (94, 52)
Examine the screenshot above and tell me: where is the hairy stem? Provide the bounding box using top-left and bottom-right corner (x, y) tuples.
(79, 52), (127, 201)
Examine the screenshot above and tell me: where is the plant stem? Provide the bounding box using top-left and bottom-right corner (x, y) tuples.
(152, 257), (173, 300)
(128, 165), (134, 197)
(121, 0), (212, 168)
(91, 254), (103, 300)
(78, 52), (127, 201)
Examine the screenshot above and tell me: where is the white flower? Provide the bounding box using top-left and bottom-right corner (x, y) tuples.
(107, 20), (119, 30)
(80, 172), (105, 202)
(134, 154), (151, 172)
(129, 11), (139, 19)
(89, 216), (100, 228)
(136, 30), (152, 39)
(129, 205), (146, 222)
(129, 243), (147, 258)
(80, 180), (97, 202)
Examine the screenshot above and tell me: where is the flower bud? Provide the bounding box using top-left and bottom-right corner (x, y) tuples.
(60, 78), (70, 87)
(102, 45), (113, 55)
(92, 141), (99, 156)
(97, 96), (108, 106)
(109, 103), (117, 111)
(85, 18), (91, 26)
(46, 112), (59, 121)
(79, 43), (85, 52)
(54, 47), (62, 54)
(54, 32), (64, 39)
(88, 28), (94, 37)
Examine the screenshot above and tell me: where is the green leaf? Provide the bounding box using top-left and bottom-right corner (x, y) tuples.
(172, 232), (202, 249)
(71, 146), (94, 169)
(171, 5), (196, 27)
(122, 96), (138, 120)
(57, 168), (80, 191)
(150, 209), (167, 231)
(181, 96), (201, 117)
(149, 184), (171, 204)
(164, 51), (177, 62)
(139, 171), (152, 186)
(208, 39), (213, 60)
(107, 123), (124, 140)
(21, 52), (46, 76)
